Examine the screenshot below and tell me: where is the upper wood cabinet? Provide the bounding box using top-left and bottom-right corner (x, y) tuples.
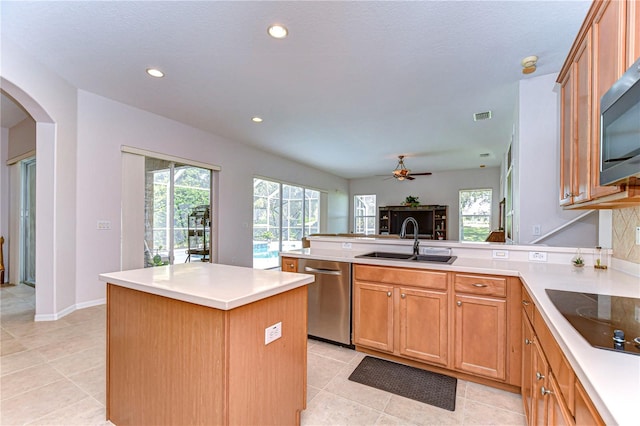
(558, 0), (640, 208)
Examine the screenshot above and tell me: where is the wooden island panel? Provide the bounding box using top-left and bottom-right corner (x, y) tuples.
(107, 283), (307, 426)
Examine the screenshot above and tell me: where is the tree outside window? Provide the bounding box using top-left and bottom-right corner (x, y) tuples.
(354, 195), (376, 234)
(459, 189), (492, 242)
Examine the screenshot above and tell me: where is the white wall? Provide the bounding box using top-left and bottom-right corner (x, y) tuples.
(349, 167), (501, 241)
(0, 127), (8, 282)
(2, 39), (78, 318)
(514, 72), (596, 246)
(75, 91), (349, 304)
(7, 117), (36, 160)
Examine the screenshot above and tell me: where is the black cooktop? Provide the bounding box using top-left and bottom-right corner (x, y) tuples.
(546, 289), (640, 356)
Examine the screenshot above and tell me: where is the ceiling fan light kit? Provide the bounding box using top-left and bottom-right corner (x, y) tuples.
(391, 155), (431, 181)
(521, 55), (538, 74)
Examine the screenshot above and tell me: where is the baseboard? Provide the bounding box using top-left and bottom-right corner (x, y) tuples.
(34, 298), (106, 321)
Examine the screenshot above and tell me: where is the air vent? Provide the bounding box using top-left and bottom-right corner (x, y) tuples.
(473, 111), (492, 121)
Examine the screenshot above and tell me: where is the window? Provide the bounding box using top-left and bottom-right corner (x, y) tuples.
(354, 195), (376, 234)
(253, 178), (321, 269)
(459, 189), (492, 242)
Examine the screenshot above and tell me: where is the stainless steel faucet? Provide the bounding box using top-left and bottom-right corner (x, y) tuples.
(400, 217), (420, 257)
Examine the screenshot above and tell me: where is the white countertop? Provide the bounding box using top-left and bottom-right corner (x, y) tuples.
(99, 262), (314, 310)
(282, 246), (640, 425)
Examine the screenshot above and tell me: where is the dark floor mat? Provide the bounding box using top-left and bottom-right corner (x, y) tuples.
(348, 356), (457, 411)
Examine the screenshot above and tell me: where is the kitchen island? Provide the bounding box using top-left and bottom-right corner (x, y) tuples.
(99, 262), (314, 426)
(282, 236), (640, 425)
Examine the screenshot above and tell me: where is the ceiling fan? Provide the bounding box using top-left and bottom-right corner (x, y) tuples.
(391, 155), (432, 181)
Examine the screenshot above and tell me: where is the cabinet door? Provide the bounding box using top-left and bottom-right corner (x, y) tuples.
(522, 316), (535, 424)
(353, 281), (394, 352)
(559, 70), (574, 206)
(532, 341), (549, 426)
(281, 257), (298, 273)
(454, 294), (506, 380)
(546, 373), (575, 426)
(575, 380), (605, 426)
(398, 287), (448, 366)
(628, 0), (640, 67)
(591, 0), (625, 199)
(573, 29), (592, 204)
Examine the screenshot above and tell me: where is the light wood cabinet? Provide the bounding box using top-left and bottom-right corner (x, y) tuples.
(557, 0), (640, 208)
(574, 379), (605, 426)
(522, 316), (535, 422)
(521, 285), (603, 426)
(628, 0), (640, 67)
(281, 256), (298, 272)
(353, 265), (449, 365)
(453, 293), (506, 380)
(353, 281), (394, 352)
(107, 283), (307, 426)
(354, 266), (522, 386)
(398, 286), (448, 365)
(560, 30), (592, 205)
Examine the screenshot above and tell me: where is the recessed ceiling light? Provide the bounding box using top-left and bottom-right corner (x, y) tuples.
(268, 24), (288, 39)
(146, 68), (164, 78)
(251, 116), (263, 123)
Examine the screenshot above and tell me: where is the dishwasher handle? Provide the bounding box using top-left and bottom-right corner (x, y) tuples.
(304, 266), (343, 276)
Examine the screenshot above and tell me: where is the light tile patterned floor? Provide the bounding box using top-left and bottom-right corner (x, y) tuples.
(1, 283), (525, 425)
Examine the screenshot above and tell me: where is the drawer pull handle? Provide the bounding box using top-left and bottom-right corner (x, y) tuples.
(541, 386), (552, 396)
(536, 372), (545, 381)
(387, 291), (392, 297)
(524, 338), (532, 345)
(401, 293), (406, 299)
(522, 300), (530, 306)
(472, 283), (487, 288)
(456, 301), (462, 307)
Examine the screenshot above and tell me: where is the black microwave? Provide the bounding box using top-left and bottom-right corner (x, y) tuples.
(600, 56), (640, 186)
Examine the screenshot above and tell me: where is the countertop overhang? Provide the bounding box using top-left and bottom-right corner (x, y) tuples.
(99, 262), (314, 310)
(281, 244), (640, 425)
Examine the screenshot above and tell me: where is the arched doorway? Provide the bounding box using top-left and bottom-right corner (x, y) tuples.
(1, 77), (57, 319)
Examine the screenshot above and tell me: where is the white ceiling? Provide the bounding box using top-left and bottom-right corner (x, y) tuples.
(0, 1), (591, 179)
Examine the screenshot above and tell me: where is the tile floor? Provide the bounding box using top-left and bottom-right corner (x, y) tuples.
(1, 283), (526, 425)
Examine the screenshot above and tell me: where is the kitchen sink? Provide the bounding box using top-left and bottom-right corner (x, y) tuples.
(355, 251), (456, 264)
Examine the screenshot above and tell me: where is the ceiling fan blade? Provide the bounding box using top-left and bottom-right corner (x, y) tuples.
(406, 176), (415, 180)
(410, 172), (432, 176)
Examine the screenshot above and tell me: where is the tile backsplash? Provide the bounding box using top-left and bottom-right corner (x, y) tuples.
(612, 206), (640, 264)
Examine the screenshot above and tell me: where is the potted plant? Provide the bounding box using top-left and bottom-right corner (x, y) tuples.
(404, 195), (420, 207)
(572, 250), (584, 267)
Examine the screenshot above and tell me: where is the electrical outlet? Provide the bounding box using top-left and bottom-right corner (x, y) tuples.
(265, 322), (282, 345)
(492, 250), (509, 259)
(97, 220), (111, 230)
(342, 242), (352, 249)
(533, 225), (541, 236)
(529, 251), (548, 262)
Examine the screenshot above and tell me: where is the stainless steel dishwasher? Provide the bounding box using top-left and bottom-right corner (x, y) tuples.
(298, 258), (352, 346)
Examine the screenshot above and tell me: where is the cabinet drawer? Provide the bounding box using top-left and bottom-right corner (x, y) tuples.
(354, 265), (447, 290)
(521, 287), (535, 323)
(454, 274), (506, 297)
(281, 257), (298, 273)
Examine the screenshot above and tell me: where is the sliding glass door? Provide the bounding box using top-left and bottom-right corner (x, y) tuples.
(144, 158), (211, 266)
(21, 158), (36, 286)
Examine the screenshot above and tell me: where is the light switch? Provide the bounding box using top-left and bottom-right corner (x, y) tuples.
(97, 220), (111, 230)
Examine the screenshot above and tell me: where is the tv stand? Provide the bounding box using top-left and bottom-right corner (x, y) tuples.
(378, 205), (448, 240)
